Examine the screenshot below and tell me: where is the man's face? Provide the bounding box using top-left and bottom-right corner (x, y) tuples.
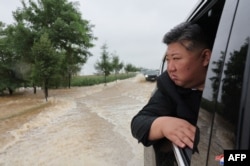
(165, 42), (210, 90)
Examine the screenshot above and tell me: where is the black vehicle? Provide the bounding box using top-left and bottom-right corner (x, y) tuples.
(144, 70), (159, 82)
(145, 0), (250, 165)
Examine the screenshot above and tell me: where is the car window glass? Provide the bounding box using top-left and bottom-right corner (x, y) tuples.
(207, 0), (250, 165)
(191, 0), (238, 165)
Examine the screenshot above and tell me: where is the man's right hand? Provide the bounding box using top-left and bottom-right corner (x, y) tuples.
(149, 116), (196, 149)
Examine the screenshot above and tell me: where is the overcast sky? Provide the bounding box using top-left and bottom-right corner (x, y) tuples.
(0, 0), (198, 75)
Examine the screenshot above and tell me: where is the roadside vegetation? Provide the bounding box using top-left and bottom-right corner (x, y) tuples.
(71, 73), (137, 87)
(0, 0), (140, 100)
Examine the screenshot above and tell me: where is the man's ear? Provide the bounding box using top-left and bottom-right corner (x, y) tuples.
(202, 49), (212, 67)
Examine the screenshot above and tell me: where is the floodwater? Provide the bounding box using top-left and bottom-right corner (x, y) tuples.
(0, 74), (156, 166)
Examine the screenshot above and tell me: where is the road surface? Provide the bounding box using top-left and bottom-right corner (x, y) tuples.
(0, 74), (156, 166)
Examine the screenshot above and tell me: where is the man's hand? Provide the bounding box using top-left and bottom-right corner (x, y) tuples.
(149, 116), (196, 149)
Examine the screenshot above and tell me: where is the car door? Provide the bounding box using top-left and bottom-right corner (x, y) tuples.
(191, 0), (250, 165)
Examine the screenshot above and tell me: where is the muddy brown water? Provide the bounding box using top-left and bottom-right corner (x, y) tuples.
(0, 75), (156, 166)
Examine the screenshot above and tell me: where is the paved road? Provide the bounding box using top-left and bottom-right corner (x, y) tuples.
(0, 74), (156, 166)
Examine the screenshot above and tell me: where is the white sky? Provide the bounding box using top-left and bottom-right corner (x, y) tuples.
(0, 0), (198, 75)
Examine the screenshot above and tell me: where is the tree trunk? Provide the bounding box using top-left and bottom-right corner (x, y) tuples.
(104, 74), (107, 86)
(68, 73), (71, 89)
(44, 79), (49, 102)
(8, 87), (13, 95)
(33, 83), (37, 94)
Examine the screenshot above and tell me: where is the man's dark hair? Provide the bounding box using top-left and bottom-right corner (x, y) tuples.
(163, 22), (212, 51)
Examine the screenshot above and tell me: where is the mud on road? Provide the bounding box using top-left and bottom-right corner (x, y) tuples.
(0, 74), (156, 166)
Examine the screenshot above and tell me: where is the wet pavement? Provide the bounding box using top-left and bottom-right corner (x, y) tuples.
(0, 74), (156, 166)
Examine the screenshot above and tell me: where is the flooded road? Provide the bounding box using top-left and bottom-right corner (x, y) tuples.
(0, 74), (156, 166)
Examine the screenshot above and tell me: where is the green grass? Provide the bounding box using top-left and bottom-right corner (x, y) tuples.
(71, 73), (136, 86)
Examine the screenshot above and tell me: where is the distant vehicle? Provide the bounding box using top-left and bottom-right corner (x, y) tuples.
(144, 70), (159, 81)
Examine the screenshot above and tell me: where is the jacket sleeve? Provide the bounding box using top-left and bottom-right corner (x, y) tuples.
(130, 87), (176, 146)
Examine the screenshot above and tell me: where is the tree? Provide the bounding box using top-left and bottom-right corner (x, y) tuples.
(6, 22), (37, 93)
(0, 22), (25, 95)
(12, 0), (96, 88)
(111, 52), (123, 81)
(94, 43), (112, 85)
(31, 33), (61, 101)
(124, 63), (139, 74)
